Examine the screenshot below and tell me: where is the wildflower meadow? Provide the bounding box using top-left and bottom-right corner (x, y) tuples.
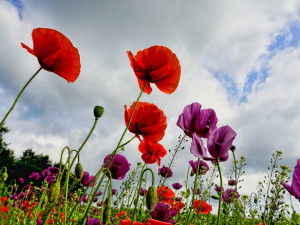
(0, 27), (299, 225)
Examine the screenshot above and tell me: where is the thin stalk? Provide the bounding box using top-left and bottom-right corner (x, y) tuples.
(216, 158), (223, 225)
(185, 158), (201, 225)
(232, 151), (238, 191)
(131, 168), (154, 225)
(0, 67), (42, 129)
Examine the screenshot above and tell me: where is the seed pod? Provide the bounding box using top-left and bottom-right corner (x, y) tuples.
(75, 163), (83, 179)
(49, 181), (60, 203)
(146, 185), (157, 210)
(103, 195), (111, 225)
(94, 106), (104, 119)
(1, 172), (8, 182)
(42, 194), (48, 207)
(210, 195), (220, 200)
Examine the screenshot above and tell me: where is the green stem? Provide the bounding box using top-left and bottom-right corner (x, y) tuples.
(185, 158), (201, 225)
(0, 67), (42, 129)
(216, 158), (223, 225)
(118, 135), (137, 149)
(69, 117), (99, 172)
(159, 134), (186, 187)
(232, 151), (238, 191)
(131, 168), (154, 225)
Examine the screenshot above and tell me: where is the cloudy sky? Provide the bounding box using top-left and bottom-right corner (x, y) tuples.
(1, 0), (300, 211)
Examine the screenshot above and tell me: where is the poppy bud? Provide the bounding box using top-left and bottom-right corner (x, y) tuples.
(75, 163), (83, 179)
(210, 195), (219, 200)
(146, 185), (157, 210)
(103, 196), (111, 225)
(1, 172), (8, 182)
(230, 145), (236, 152)
(49, 181), (60, 203)
(42, 195), (48, 207)
(94, 106), (104, 119)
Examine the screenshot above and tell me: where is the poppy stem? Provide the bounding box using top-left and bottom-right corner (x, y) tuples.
(216, 158), (223, 225)
(231, 151), (238, 191)
(0, 67), (42, 129)
(185, 158), (201, 225)
(131, 167), (154, 225)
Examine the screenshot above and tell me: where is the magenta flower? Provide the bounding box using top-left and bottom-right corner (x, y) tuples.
(222, 189), (240, 203)
(140, 188), (148, 196)
(80, 171), (96, 187)
(281, 159), (300, 202)
(191, 125), (237, 162)
(102, 154), (131, 180)
(42, 166), (59, 177)
(228, 179), (237, 186)
(158, 165), (173, 178)
(188, 160), (209, 175)
(112, 188), (117, 195)
(19, 178), (24, 184)
(87, 216), (100, 225)
(191, 187), (201, 195)
(29, 172), (41, 181)
(172, 182), (183, 190)
(177, 102), (218, 138)
(214, 185), (224, 193)
(151, 202), (177, 222)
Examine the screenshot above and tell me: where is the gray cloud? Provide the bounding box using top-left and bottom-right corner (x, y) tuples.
(0, 0), (300, 212)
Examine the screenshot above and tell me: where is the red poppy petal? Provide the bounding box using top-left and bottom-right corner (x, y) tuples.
(22, 28), (81, 83)
(21, 43), (34, 55)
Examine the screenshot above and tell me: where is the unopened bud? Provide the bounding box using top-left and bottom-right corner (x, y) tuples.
(146, 185), (157, 210)
(230, 145), (236, 152)
(103, 196), (111, 225)
(75, 163), (83, 179)
(210, 195), (220, 200)
(49, 181), (60, 203)
(1, 172), (8, 182)
(94, 106), (104, 119)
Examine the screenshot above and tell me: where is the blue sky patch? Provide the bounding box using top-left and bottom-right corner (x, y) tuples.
(215, 20), (300, 104)
(6, 0), (23, 19)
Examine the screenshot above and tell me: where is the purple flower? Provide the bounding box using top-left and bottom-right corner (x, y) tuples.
(177, 102), (218, 138)
(80, 171), (96, 187)
(87, 216), (101, 225)
(172, 183), (182, 190)
(96, 191), (103, 196)
(158, 166), (173, 178)
(112, 189), (117, 195)
(222, 189), (240, 203)
(29, 172), (41, 181)
(19, 178), (24, 184)
(42, 166), (59, 177)
(228, 179), (237, 186)
(140, 188), (148, 196)
(191, 126), (237, 162)
(188, 160), (209, 175)
(191, 187), (201, 195)
(36, 219), (43, 225)
(214, 185), (224, 193)
(102, 154), (131, 180)
(151, 202), (177, 222)
(281, 159), (300, 202)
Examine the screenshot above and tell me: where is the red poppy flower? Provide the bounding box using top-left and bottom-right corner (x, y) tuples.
(21, 28), (81, 83)
(127, 45), (181, 94)
(146, 219), (172, 225)
(120, 219), (140, 225)
(171, 200), (185, 213)
(138, 140), (167, 166)
(157, 185), (175, 204)
(193, 199), (212, 215)
(124, 102), (167, 142)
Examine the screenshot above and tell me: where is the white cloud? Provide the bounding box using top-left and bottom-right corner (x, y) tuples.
(0, 0), (300, 214)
